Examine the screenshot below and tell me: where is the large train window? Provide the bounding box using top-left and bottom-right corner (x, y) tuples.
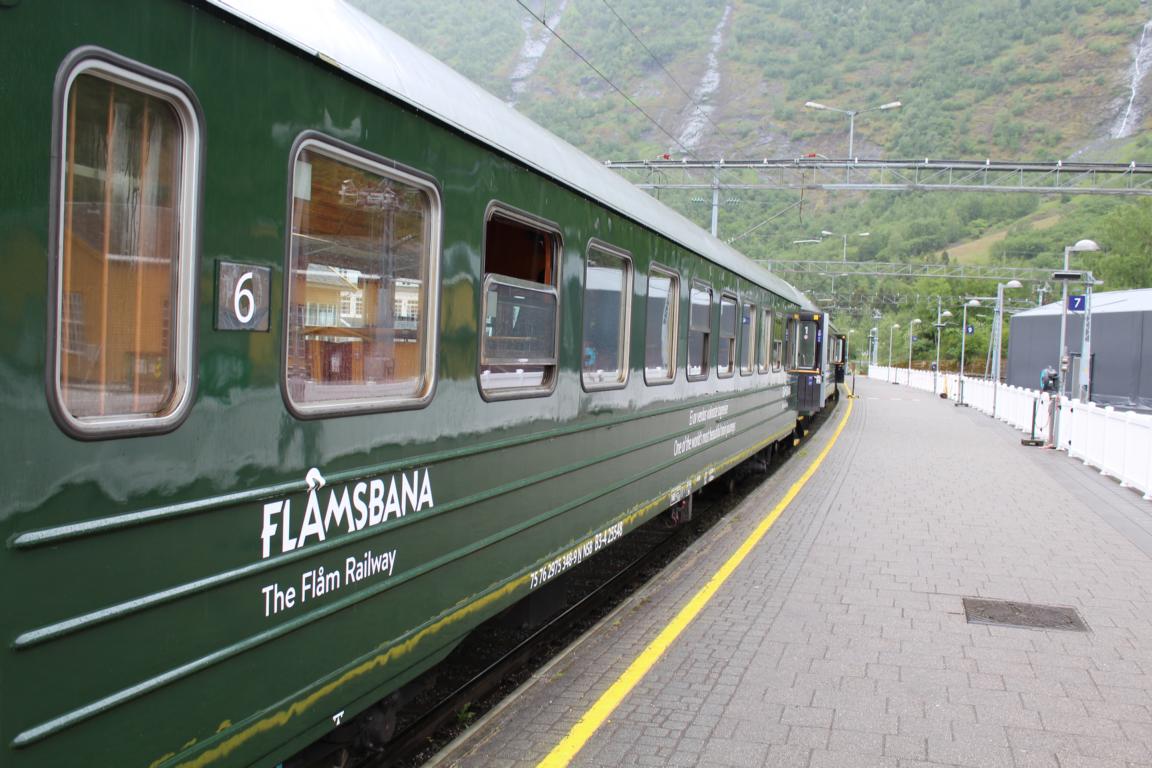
(771, 311), (785, 371)
(581, 242), (632, 391)
(687, 282), (712, 380)
(739, 301), (756, 376)
(790, 319), (818, 370)
(644, 266), (679, 385)
(285, 138), (440, 415)
(480, 207), (560, 398)
(758, 309), (772, 374)
(717, 294), (737, 378)
(51, 55), (201, 437)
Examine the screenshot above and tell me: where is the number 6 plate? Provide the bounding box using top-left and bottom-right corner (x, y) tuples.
(216, 261), (271, 331)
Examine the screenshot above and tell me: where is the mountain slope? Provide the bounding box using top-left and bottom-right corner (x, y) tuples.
(351, 0), (1150, 162)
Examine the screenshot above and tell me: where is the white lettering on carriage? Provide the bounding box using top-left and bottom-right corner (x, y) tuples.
(687, 403), (729, 426)
(259, 548), (398, 618)
(257, 467), (423, 618)
(345, 549), (397, 584)
(673, 421), (737, 457)
(259, 467), (434, 559)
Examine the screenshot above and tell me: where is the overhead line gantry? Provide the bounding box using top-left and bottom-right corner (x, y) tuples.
(604, 156), (1148, 316)
(758, 260), (1054, 282)
(604, 157), (1152, 197)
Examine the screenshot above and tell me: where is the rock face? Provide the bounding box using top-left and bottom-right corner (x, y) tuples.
(676, 4), (732, 152)
(508, 0), (570, 108)
(1111, 18), (1152, 139)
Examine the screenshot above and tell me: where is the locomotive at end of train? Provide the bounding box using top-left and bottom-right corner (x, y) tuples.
(784, 311), (849, 417)
(0, 2), (842, 766)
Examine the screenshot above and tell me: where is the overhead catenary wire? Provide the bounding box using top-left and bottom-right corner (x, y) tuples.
(512, 0), (699, 160)
(514, 1), (764, 234)
(599, 0), (737, 150)
(725, 198), (806, 244)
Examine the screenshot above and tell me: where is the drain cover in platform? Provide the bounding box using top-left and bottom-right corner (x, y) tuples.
(962, 598), (1089, 632)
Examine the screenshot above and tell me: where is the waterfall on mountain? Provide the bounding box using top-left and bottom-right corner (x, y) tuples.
(676, 4), (732, 152)
(508, 0), (570, 108)
(1112, 18), (1152, 139)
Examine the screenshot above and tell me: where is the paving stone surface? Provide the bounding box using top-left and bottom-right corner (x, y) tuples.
(437, 378), (1152, 768)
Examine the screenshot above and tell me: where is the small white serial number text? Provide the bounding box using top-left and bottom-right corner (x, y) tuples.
(529, 522), (624, 590)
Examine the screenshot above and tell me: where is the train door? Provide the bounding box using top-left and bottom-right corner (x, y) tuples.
(832, 333), (848, 383)
(785, 311), (824, 414)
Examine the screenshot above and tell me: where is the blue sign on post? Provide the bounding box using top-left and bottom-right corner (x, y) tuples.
(1068, 294), (1086, 311)
(966, 325), (974, 335)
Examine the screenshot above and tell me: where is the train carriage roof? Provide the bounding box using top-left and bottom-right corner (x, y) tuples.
(205, 0), (816, 310)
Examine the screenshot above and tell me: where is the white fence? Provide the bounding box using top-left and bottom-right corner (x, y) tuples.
(865, 365), (1152, 499)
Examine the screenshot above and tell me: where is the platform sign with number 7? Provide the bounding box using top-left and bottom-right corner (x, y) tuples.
(1068, 294), (1086, 312)
(216, 261), (271, 331)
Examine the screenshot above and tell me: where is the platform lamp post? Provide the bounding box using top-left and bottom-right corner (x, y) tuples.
(819, 230), (870, 261)
(991, 279), (1023, 419)
(1077, 272), (1103, 403)
(933, 299), (954, 395)
(1056, 239), (1100, 400)
(907, 318), (921, 385)
(1050, 243), (1099, 449)
(958, 299), (981, 406)
(888, 323), (900, 383)
(804, 100), (902, 158)
(869, 326), (879, 367)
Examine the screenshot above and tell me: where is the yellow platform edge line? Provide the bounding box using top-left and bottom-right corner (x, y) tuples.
(537, 395), (855, 767)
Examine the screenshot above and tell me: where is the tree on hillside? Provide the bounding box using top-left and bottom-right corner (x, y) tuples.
(1089, 199), (1152, 289)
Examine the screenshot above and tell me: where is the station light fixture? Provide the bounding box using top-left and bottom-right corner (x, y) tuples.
(1054, 239), (1102, 446)
(804, 99), (902, 157)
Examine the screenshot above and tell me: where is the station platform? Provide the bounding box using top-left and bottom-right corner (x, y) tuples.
(433, 376), (1152, 768)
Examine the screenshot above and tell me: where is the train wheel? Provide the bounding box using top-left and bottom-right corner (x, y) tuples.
(749, 445), (772, 474)
(357, 701), (398, 753)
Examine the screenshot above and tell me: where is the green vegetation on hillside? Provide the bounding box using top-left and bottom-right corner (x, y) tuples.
(353, 0), (1145, 159)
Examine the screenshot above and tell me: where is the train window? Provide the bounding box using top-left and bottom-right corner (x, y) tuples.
(758, 308), (772, 374)
(717, 295), (737, 378)
(480, 208), (560, 397)
(791, 319), (818, 370)
(581, 243), (632, 390)
(687, 282), (712, 380)
(833, 335), (847, 365)
(285, 138), (439, 415)
(739, 301), (756, 376)
(52, 58), (200, 436)
(644, 266), (679, 384)
(771, 311), (785, 371)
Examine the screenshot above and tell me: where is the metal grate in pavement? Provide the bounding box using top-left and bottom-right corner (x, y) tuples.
(962, 597), (1090, 632)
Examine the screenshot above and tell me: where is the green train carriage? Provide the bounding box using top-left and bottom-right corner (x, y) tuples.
(0, 1), (826, 766)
